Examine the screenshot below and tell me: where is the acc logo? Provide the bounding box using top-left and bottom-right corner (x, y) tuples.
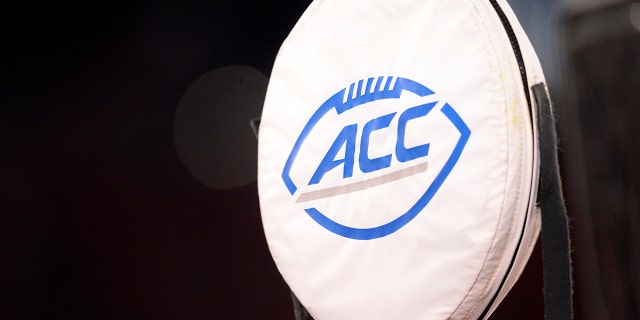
(282, 76), (470, 240)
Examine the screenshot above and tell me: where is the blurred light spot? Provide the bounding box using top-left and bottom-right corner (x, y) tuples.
(632, 3), (640, 32)
(174, 65), (267, 190)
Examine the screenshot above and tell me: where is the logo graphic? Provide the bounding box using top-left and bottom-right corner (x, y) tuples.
(282, 76), (470, 240)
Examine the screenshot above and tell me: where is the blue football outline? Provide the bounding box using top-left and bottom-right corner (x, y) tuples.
(281, 77), (471, 240)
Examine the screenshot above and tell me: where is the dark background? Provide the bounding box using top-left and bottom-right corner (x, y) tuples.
(1, 0), (638, 319)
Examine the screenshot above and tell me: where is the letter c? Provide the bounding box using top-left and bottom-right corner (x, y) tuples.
(396, 102), (436, 162)
(359, 112), (396, 173)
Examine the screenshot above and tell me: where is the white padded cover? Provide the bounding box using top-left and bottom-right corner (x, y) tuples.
(257, 0), (546, 318)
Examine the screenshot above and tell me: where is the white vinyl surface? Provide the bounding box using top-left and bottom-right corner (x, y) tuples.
(258, 0), (545, 318)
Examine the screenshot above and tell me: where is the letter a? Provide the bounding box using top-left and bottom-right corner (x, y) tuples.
(308, 124), (357, 185)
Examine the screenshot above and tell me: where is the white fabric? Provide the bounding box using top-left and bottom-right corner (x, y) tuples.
(257, 0), (545, 319)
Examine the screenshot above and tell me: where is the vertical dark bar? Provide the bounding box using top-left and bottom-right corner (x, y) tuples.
(534, 83), (574, 320)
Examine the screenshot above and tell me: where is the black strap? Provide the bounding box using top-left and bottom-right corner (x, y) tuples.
(533, 83), (574, 320)
(292, 292), (311, 320)
(482, 3), (573, 315)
